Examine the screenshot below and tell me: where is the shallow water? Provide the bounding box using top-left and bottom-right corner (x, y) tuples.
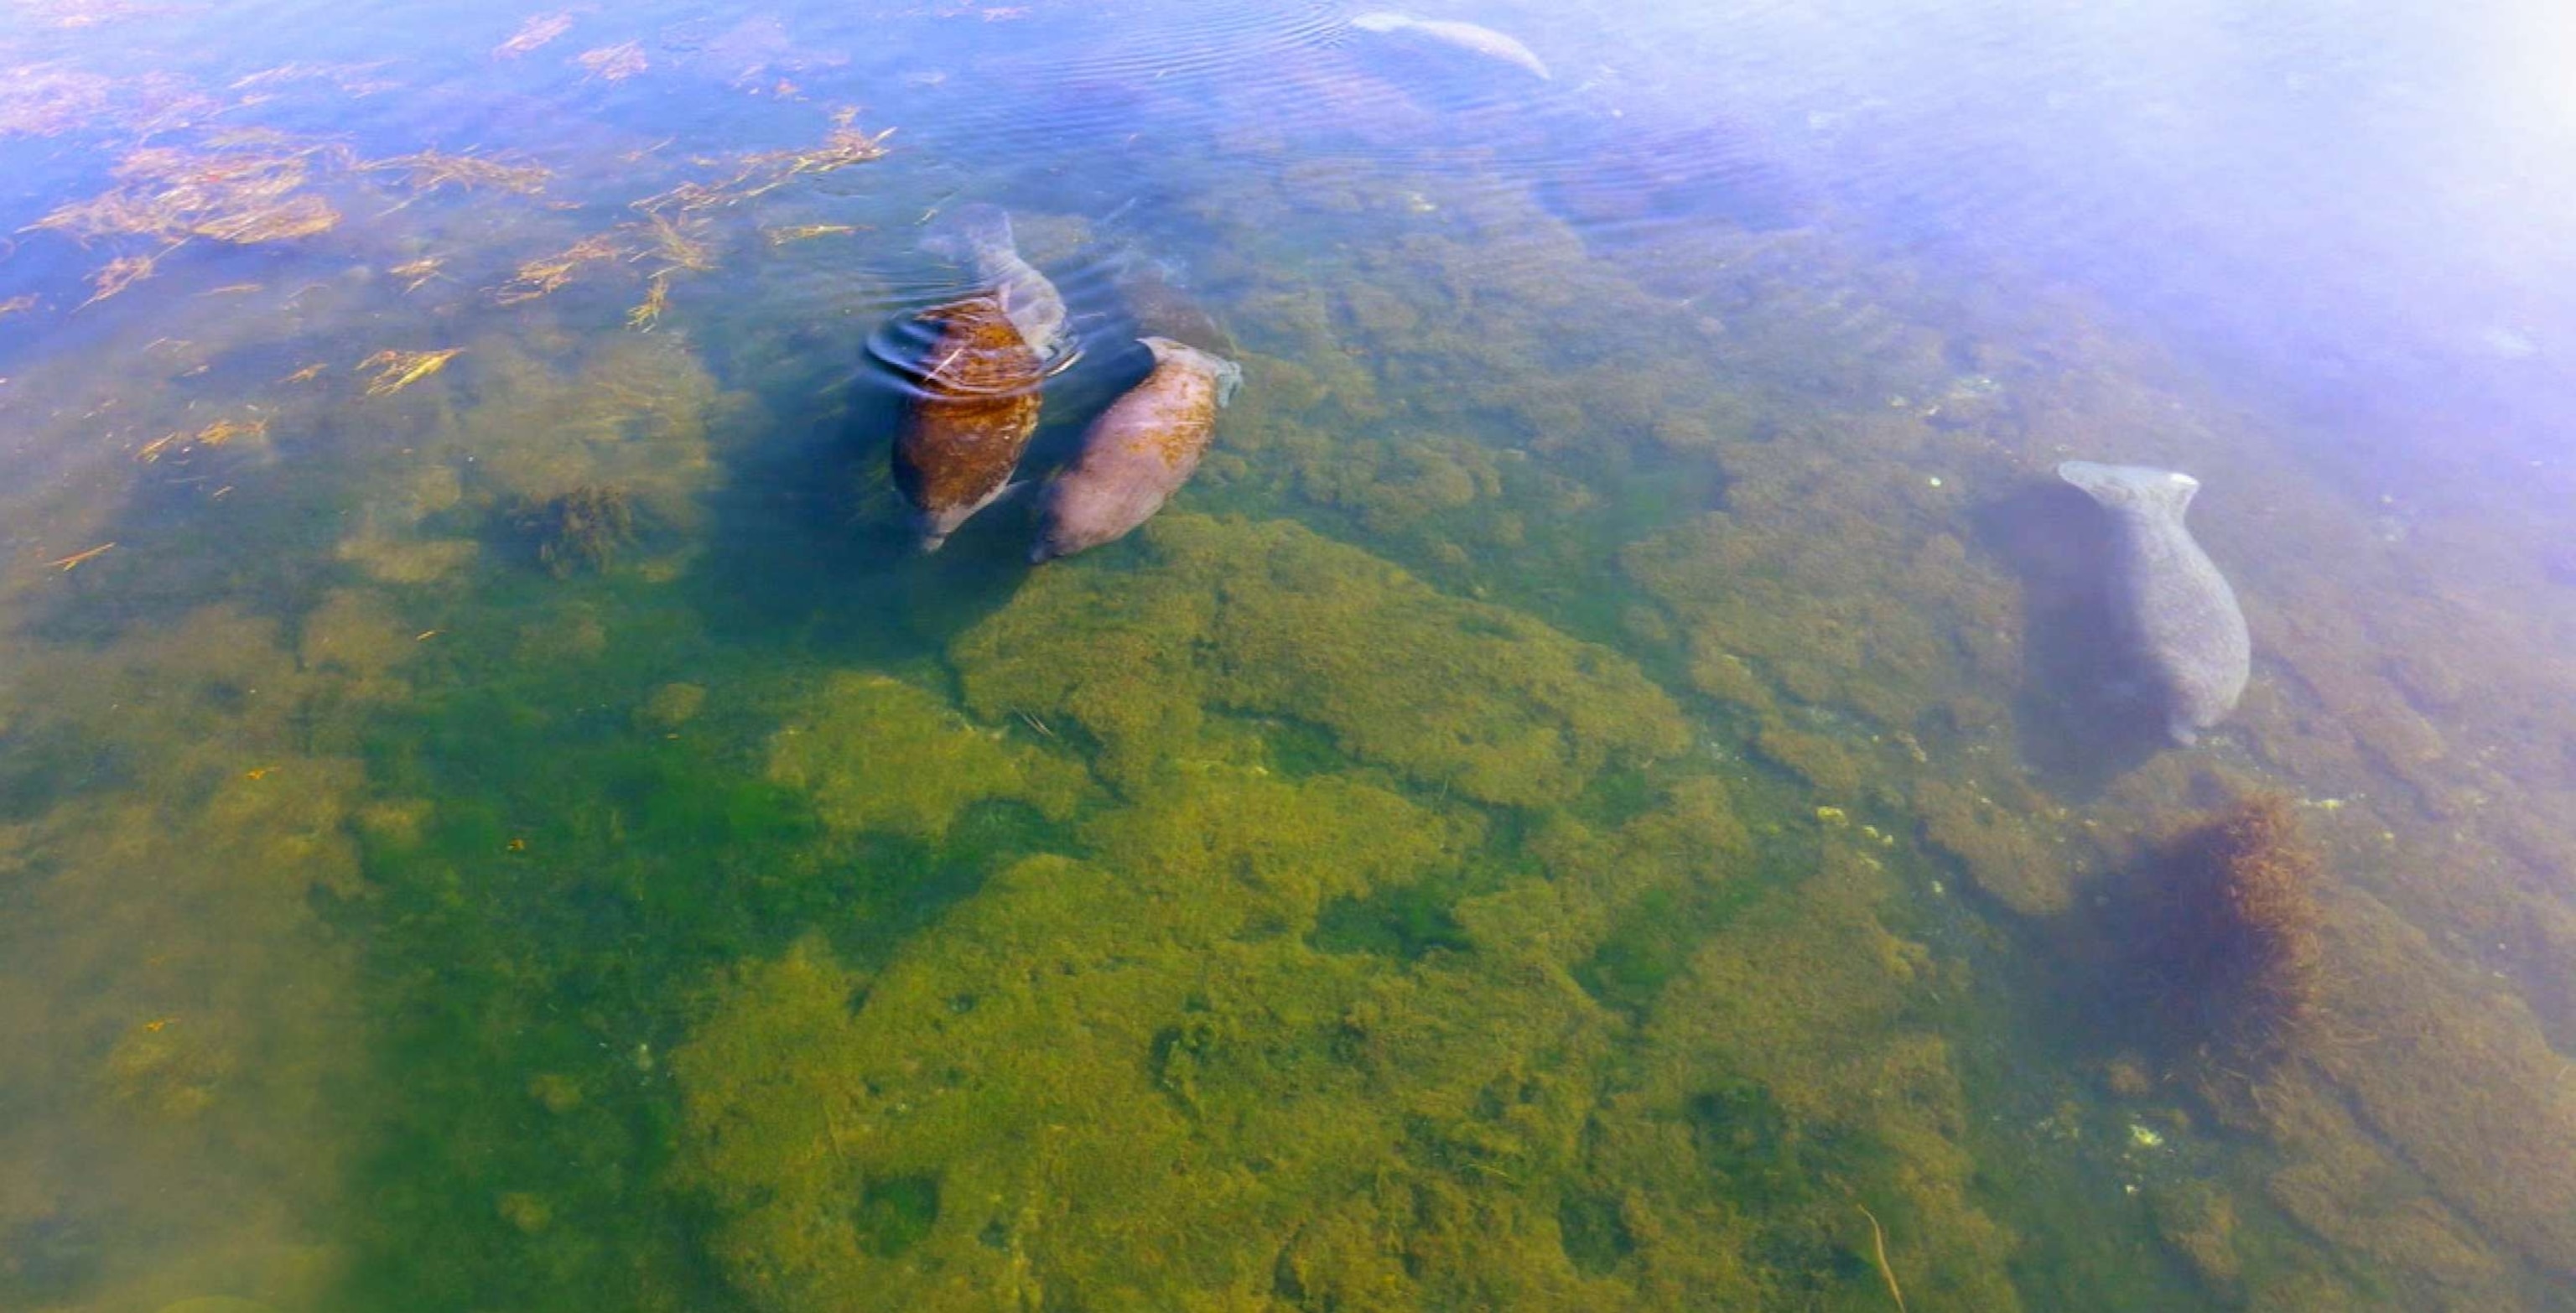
(6, 1), (2576, 1310)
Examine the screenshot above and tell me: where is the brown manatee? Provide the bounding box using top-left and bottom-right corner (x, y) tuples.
(893, 295), (1045, 551)
(1031, 337), (1240, 563)
(2058, 460), (2251, 745)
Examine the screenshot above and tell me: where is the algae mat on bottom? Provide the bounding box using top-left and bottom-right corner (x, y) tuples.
(948, 513), (1691, 805)
(673, 515), (2018, 1310)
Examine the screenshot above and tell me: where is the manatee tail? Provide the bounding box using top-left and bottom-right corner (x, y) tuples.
(920, 201), (1017, 262)
(2057, 460), (2200, 522)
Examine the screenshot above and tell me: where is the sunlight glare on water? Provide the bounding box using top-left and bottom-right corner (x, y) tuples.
(4, 1), (2576, 1311)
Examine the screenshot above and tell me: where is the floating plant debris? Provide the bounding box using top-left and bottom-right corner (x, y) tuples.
(364, 149), (552, 196)
(575, 41), (648, 82)
(0, 294), (39, 319)
(0, 64), (112, 138)
(42, 542), (114, 571)
(494, 11), (575, 59)
(229, 61), (399, 99)
(494, 232), (625, 304)
(632, 111), (893, 215)
(761, 222), (862, 245)
(627, 272), (671, 331)
(32, 138), (348, 247)
(357, 347), (462, 396)
(136, 414), (267, 463)
(388, 257), (445, 292)
(80, 247), (177, 308)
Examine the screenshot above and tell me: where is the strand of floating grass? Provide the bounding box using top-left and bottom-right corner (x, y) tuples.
(1858, 1206), (1908, 1313)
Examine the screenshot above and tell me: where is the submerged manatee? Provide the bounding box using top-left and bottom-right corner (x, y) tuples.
(1033, 337), (1240, 563)
(920, 202), (1068, 362)
(2058, 460), (2251, 745)
(1350, 12), (1551, 80)
(894, 296), (1045, 551)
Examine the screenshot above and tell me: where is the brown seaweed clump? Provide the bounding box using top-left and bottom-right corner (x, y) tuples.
(512, 485), (637, 577)
(2136, 793), (2324, 1066)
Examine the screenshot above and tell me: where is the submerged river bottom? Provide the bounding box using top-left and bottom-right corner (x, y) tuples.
(4, 3), (2576, 1312)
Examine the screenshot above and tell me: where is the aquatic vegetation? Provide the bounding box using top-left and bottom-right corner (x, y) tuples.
(387, 258), (444, 293)
(430, 334), (732, 538)
(631, 111), (893, 215)
(671, 767), (2008, 1310)
(136, 413), (270, 464)
(764, 672), (1087, 840)
(1914, 776), (2072, 917)
(2143, 1181), (2240, 1300)
(79, 247), (175, 308)
(363, 149), (552, 197)
(33, 138), (347, 249)
(626, 272), (672, 331)
(951, 513), (1688, 804)
(495, 233), (627, 304)
(494, 12), (575, 59)
(0, 605), (378, 1313)
(574, 42), (649, 83)
(0, 65), (110, 139)
(510, 484), (638, 577)
(2132, 794), (2323, 1064)
(43, 542), (115, 572)
(761, 223), (862, 246)
(358, 347), (462, 397)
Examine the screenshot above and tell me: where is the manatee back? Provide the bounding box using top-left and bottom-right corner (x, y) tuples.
(2058, 460), (2251, 743)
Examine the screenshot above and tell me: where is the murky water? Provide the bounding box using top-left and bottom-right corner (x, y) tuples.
(7, 1), (2576, 1310)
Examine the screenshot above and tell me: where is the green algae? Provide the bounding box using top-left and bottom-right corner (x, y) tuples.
(951, 513), (1689, 806)
(672, 747), (2023, 1310)
(766, 672), (1088, 841)
(8, 20), (2576, 1313)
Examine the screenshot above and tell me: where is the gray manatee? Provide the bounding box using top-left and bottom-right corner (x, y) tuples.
(2058, 460), (2251, 745)
(920, 203), (1068, 361)
(1350, 12), (1551, 80)
(1032, 337), (1240, 563)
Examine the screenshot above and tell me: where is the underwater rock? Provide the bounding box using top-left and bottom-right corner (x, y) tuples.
(892, 296), (1046, 550)
(1350, 12), (1552, 80)
(765, 673), (1084, 841)
(920, 203), (1067, 361)
(2056, 461), (2251, 745)
(952, 514), (1688, 803)
(1033, 337), (1242, 563)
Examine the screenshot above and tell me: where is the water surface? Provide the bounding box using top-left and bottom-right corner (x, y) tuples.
(6, 1), (2576, 1310)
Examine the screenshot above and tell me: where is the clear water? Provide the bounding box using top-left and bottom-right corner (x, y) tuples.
(5, 1), (2576, 1310)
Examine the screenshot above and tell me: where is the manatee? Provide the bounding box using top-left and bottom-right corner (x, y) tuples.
(1350, 12), (1551, 80)
(920, 202), (1068, 362)
(2058, 460), (2251, 745)
(1032, 337), (1240, 563)
(893, 295), (1046, 551)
